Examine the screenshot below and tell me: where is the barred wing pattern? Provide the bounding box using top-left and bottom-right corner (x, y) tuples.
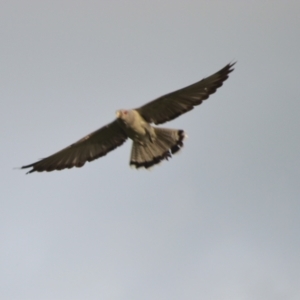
(21, 120), (127, 173)
(136, 62), (235, 125)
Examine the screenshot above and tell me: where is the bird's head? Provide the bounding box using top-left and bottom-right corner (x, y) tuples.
(116, 109), (130, 120)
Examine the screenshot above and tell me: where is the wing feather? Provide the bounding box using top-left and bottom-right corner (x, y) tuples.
(21, 120), (127, 173)
(135, 62), (235, 125)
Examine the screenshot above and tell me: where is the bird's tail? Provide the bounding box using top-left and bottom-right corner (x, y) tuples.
(130, 128), (185, 169)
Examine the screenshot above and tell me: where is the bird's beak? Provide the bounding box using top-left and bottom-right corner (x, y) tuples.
(116, 111), (120, 118)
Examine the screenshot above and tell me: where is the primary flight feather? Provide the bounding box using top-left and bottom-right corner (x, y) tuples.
(22, 62), (235, 174)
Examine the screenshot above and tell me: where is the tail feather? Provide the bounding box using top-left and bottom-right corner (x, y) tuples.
(130, 128), (185, 169)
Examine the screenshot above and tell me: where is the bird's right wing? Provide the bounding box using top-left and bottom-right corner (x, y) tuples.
(135, 62), (235, 125)
(22, 120), (127, 173)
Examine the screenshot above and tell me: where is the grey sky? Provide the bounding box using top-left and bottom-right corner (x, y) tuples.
(1, 1), (300, 299)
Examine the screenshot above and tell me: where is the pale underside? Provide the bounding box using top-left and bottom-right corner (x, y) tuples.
(21, 62), (235, 173)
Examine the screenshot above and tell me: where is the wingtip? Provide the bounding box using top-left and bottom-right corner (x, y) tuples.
(20, 164), (36, 174)
(229, 61), (237, 70)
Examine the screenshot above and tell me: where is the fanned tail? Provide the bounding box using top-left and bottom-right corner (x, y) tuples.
(130, 128), (185, 169)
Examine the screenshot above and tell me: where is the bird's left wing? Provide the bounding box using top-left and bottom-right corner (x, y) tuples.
(22, 120), (127, 173)
(135, 62), (235, 125)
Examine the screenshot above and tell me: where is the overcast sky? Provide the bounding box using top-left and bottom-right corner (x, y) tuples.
(1, 1), (300, 299)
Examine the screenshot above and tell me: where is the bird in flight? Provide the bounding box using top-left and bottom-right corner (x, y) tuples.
(22, 62), (235, 174)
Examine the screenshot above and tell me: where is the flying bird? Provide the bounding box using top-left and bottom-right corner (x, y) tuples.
(22, 62), (235, 174)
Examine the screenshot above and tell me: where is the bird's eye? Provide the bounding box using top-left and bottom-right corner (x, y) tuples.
(124, 110), (128, 115)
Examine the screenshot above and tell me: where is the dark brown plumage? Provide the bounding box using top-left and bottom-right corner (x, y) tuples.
(21, 62), (235, 174)
(136, 63), (235, 125)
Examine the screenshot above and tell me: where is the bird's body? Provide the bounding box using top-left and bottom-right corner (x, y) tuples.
(117, 110), (153, 144)
(22, 62), (235, 174)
